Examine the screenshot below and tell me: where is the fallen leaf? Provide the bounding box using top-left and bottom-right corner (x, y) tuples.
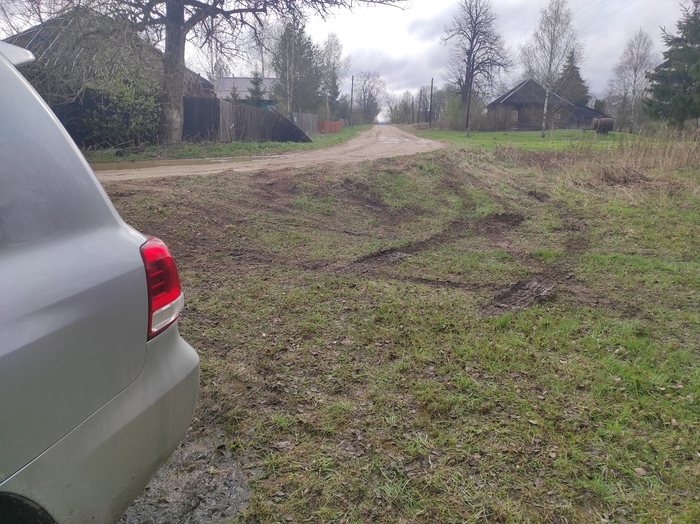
(528, 419), (539, 426)
(634, 467), (647, 476)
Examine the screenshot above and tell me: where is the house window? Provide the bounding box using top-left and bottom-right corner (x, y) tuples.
(511, 110), (518, 123)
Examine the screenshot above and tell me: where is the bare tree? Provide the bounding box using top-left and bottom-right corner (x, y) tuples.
(119, 0), (406, 143)
(355, 70), (386, 124)
(387, 90), (415, 124)
(3, 0), (405, 142)
(520, 0), (581, 138)
(0, 0), (67, 36)
(319, 32), (350, 120)
(441, 0), (510, 135)
(605, 29), (656, 133)
(244, 19), (281, 78)
(189, 16), (234, 90)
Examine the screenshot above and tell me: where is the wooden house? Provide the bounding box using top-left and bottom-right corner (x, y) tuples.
(487, 79), (605, 131)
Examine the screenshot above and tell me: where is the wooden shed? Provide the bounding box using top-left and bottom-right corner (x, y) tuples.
(487, 79), (605, 131)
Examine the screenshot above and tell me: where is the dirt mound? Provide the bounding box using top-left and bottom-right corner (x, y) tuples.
(493, 146), (575, 171)
(478, 213), (525, 227)
(527, 189), (550, 202)
(597, 166), (650, 186)
(484, 274), (560, 314)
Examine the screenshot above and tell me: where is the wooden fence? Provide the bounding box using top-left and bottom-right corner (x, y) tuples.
(318, 120), (343, 134)
(184, 97), (312, 143)
(183, 96), (220, 141)
(224, 105), (311, 143)
(292, 112), (319, 138)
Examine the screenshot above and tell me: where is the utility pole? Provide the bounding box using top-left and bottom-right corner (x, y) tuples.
(429, 78), (434, 127)
(417, 92), (421, 124)
(350, 75), (354, 128)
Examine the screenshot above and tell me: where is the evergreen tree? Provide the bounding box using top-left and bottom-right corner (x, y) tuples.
(272, 21), (322, 117)
(645, 0), (700, 129)
(228, 85), (241, 105)
(325, 69), (341, 118)
(555, 51), (591, 106)
(247, 71), (266, 108)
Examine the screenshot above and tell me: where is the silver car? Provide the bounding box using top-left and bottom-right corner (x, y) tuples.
(0, 42), (200, 523)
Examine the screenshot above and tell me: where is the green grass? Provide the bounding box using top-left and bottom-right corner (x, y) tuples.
(414, 128), (642, 151)
(84, 124), (371, 163)
(107, 139), (700, 523)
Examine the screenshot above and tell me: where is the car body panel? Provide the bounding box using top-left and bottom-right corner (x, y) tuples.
(0, 324), (199, 523)
(0, 42), (200, 523)
(0, 47), (150, 484)
(0, 227), (149, 482)
(0, 41), (34, 66)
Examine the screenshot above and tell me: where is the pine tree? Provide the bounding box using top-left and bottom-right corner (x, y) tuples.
(555, 51), (591, 107)
(228, 85), (241, 105)
(645, 0), (700, 129)
(247, 71), (266, 108)
(272, 22), (322, 117)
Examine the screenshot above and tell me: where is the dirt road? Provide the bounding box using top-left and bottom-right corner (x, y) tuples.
(95, 125), (444, 182)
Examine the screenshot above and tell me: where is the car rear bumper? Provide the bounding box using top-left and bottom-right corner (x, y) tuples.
(0, 323), (199, 523)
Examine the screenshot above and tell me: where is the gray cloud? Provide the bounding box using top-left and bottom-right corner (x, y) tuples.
(347, 43), (451, 94)
(407, 5), (457, 41)
(314, 0), (686, 107)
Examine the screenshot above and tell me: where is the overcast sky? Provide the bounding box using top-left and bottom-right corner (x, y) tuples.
(305, 0), (688, 100)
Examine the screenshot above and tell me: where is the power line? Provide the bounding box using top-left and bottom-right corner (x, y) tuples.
(573, 0), (608, 20)
(577, 0), (641, 32)
(573, 0), (607, 18)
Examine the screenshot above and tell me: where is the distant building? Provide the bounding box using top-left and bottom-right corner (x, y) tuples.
(487, 79), (606, 131)
(215, 77), (277, 110)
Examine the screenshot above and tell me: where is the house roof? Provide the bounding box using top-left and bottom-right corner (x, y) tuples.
(4, 8), (214, 96)
(487, 79), (573, 109)
(215, 77), (277, 100)
(572, 105), (605, 120)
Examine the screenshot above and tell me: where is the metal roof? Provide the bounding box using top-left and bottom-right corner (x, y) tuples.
(215, 77), (277, 100)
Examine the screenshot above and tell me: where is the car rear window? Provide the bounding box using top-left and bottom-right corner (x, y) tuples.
(0, 56), (112, 248)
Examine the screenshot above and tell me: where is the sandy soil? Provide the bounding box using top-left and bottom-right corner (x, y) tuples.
(96, 125), (444, 183)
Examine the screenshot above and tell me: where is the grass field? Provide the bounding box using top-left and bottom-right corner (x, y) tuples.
(85, 124), (370, 163)
(107, 133), (700, 523)
(413, 128), (644, 151)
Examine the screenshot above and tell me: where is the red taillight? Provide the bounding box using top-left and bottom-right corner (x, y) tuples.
(140, 237), (184, 338)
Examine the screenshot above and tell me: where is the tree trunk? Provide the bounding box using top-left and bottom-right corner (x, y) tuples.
(541, 88), (550, 139)
(465, 78), (473, 137)
(164, 0), (186, 144)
